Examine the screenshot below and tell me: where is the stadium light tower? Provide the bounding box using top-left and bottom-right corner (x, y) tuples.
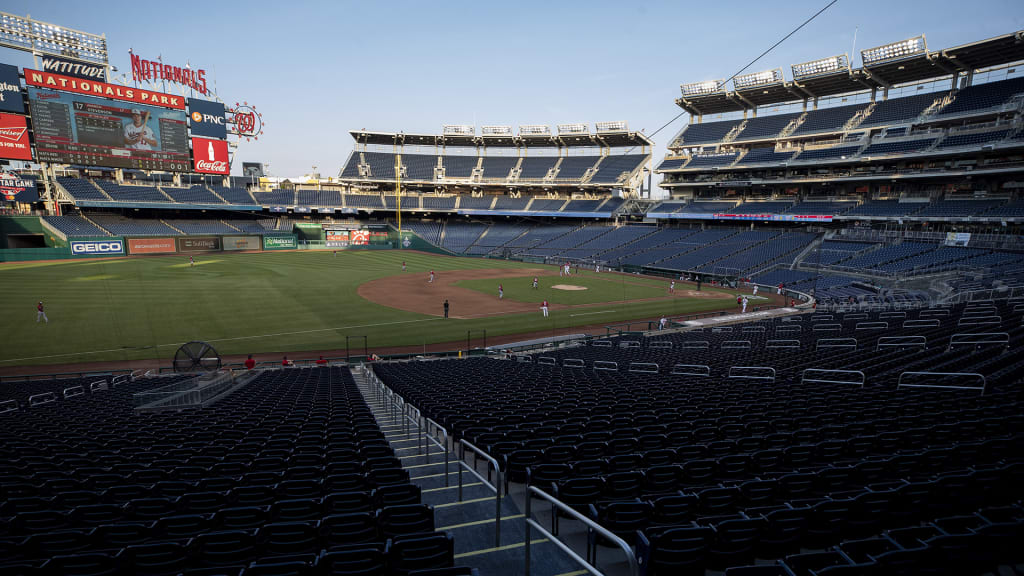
(792, 54), (850, 80)
(861, 35), (927, 65)
(733, 68), (785, 90)
(0, 11), (109, 77)
(679, 79), (726, 97)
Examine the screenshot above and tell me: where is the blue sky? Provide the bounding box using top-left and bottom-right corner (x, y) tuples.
(3, 0), (1023, 177)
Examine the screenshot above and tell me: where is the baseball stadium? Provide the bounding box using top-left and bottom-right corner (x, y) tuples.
(0, 3), (1023, 576)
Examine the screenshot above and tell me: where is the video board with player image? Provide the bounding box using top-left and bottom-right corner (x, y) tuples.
(28, 87), (190, 171)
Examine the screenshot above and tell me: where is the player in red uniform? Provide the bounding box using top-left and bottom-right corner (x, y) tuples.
(541, 300), (549, 317)
(429, 270), (434, 283)
(36, 301), (48, 323)
(498, 284), (503, 299)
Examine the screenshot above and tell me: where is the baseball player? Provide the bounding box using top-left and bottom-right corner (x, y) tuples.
(532, 277), (538, 289)
(541, 300), (549, 317)
(659, 316), (667, 330)
(498, 284), (504, 300)
(190, 255), (194, 267)
(36, 301), (48, 324)
(752, 284), (758, 296)
(402, 261), (406, 271)
(669, 280), (676, 294)
(564, 263), (571, 276)
(778, 282), (784, 295)
(742, 297), (748, 313)
(429, 270), (434, 283)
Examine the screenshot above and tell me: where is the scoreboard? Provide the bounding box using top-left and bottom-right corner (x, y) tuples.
(28, 87), (190, 171)
(325, 227), (389, 248)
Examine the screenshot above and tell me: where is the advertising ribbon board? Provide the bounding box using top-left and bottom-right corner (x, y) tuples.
(0, 114), (34, 161)
(223, 236), (260, 251)
(0, 63), (25, 114)
(177, 236), (221, 252)
(128, 237), (176, 254)
(263, 235), (297, 250)
(70, 237), (125, 257)
(325, 229), (350, 248)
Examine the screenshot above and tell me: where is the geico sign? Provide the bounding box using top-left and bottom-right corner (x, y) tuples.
(71, 241), (124, 254)
(191, 111), (225, 125)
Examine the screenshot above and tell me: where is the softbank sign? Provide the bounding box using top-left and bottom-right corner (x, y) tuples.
(191, 136), (229, 175)
(71, 240), (124, 256)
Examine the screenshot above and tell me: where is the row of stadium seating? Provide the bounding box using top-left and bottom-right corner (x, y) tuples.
(42, 214), (278, 238)
(373, 299), (1024, 574)
(672, 76), (1024, 146)
(339, 151), (648, 184)
(651, 198), (1023, 218)
(57, 178), (257, 207)
(662, 124), (1020, 170)
(0, 367), (471, 576)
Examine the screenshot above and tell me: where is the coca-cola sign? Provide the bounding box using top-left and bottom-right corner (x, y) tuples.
(191, 136), (229, 175)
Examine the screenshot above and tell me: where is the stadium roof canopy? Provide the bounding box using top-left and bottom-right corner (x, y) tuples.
(348, 128), (655, 149)
(676, 30), (1024, 116)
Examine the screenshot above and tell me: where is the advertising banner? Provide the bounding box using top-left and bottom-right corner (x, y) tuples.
(25, 69), (185, 109)
(40, 56), (107, 82)
(128, 237), (176, 254)
(263, 235), (297, 250)
(223, 235), (260, 251)
(187, 98), (227, 139)
(944, 232), (971, 247)
(0, 113), (33, 161)
(28, 87), (189, 171)
(326, 229), (350, 248)
(177, 236), (221, 252)
(191, 136), (230, 174)
(0, 63), (25, 114)
(0, 172), (37, 202)
(70, 238), (124, 257)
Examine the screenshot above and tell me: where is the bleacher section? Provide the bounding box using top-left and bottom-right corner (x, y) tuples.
(937, 76), (1024, 116)
(42, 214), (111, 238)
(0, 367), (465, 576)
(518, 157), (559, 180)
(296, 189), (343, 207)
(95, 181), (169, 203)
(56, 177), (109, 201)
(210, 186), (257, 205)
(252, 190), (296, 206)
(479, 157), (517, 180)
(402, 221), (443, 244)
(402, 154), (437, 180)
(735, 148), (797, 165)
(588, 155), (647, 183)
(792, 102), (868, 135)
(88, 215), (183, 237)
(161, 186), (224, 205)
(164, 219), (239, 235)
(442, 156), (477, 179)
(421, 196), (457, 211)
(554, 157), (598, 180)
(733, 112), (803, 142)
(674, 119), (744, 145)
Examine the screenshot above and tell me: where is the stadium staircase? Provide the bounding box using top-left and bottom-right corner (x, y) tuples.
(509, 158), (523, 181)
(353, 366), (584, 576)
(81, 213), (112, 235)
(161, 219), (185, 235)
(206, 186), (229, 204)
(844, 102), (875, 131)
(789, 236), (825, 270)
(721, 120), (747, 144)
(221, 220), (242, 232)
(916, 92), (955, 123)
(87, 180), (115, 201)
(153, 186), (177, 202)
(777, 113), (807, 139)
(546, 159), (562, 182)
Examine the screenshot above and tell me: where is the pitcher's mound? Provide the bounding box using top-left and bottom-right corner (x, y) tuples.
(552, 284), (588, 291)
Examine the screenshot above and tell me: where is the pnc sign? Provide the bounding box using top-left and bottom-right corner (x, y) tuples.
(187, 98), (227, 139)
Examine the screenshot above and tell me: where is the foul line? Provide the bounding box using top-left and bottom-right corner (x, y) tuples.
(0, 317), (441, 364)
(569, 310), (617, 318)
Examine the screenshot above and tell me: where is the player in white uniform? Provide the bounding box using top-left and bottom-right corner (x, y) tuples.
(659, 316), (667, 330)
(429, 270), (434, 283)
(36, 301), (48, 323)
(741, 297), (748, 313)
(124, 109), (157, 150)
(498, 284), (503, 299)
(752, 285), (758, 296)
(669, 280), (675, 294)
(532, 277), (538, 289)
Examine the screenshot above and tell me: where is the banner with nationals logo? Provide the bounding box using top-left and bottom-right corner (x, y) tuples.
(191, 136), (229, 174)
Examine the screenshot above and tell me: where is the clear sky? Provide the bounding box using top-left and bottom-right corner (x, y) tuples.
(3, 0), (1022, 178)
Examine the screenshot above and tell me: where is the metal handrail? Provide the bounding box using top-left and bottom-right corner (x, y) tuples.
(897, 371), (987, 394)
(458, 440), (502, 546)
(424, 417), (450, 486)
(801, 368), (866, 387)
(524, 485), (639, 576)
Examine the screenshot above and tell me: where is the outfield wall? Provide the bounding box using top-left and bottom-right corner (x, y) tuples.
(0, 234), (298, 262)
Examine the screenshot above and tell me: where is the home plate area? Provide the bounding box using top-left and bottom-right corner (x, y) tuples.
(551, 284), (588, 291)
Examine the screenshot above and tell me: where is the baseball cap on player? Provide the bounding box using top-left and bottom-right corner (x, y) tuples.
(131, 108), (142, 115)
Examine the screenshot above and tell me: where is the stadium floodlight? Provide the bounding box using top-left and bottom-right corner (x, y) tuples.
(481, 125), (513, 136)
(442, 125), (475, 136)
(557, 123), (589, 135)
(733, 68), (785, 90)
(595, 121), (629, 133)
(792, 54), (850, 79)
(0, 11), (108, 65)
(518, 125), (551, 136)
(680, 79), (726, 97)
(861, 35), (927, 65)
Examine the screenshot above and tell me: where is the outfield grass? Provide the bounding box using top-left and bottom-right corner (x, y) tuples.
(0, 251), (744, 367)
